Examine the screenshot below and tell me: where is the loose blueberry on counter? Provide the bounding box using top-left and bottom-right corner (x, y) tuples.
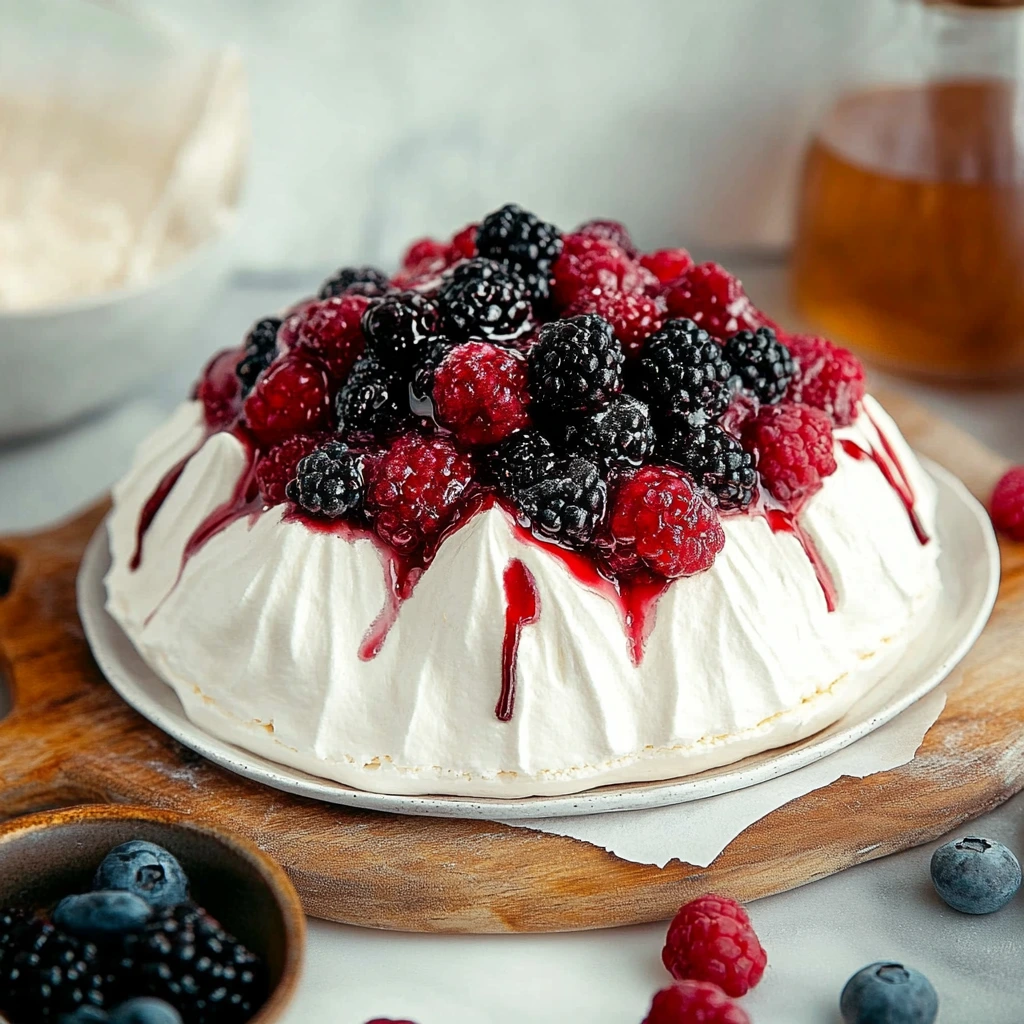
(93, 840), (190, 910)
(840, 962), (938, 1024)
(930, 836), (1021, 914)
(109, 997), (184, 1024)
(54, 891), (152, 938)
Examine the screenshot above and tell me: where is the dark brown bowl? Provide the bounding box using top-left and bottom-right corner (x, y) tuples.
(0, 804), (305, 1022)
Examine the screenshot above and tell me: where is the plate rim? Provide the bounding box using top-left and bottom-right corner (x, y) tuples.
(78, 457), (1001, 820)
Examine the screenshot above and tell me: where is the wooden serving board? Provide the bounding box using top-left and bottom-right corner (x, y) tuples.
(0, 393), (1020, 934)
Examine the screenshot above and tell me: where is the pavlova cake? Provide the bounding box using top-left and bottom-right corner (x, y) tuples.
(105, 205), (941, 798)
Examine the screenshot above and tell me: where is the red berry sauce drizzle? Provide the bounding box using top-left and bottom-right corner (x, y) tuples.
(496, 559), (540, 722)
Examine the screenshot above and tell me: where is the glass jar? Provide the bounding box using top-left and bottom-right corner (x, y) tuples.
(791, 0), (1024, 382)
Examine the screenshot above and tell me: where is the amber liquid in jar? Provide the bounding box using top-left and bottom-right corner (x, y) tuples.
(792, 80), (1024, 381)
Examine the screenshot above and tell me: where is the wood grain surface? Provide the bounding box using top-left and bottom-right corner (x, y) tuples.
(0, 392), (1019, 934)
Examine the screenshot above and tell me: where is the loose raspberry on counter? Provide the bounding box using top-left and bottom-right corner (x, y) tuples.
(609, 466), (725, 578)
(784, 334), (866, 427)
(255, 433), (331, 505)
(433, 342), (531, 446)
(642, 980), (751, 1024)
(551, 234), (639, 308)
(641, 248), (695, 285)
(243, 353), (333, 445)
(662, 894), (767, 998)
(365, 434), (475, 552)
(566, 289), (665, 358)
(665, 262), (777, 340)
(991, 466), (1024, 541)
(293, 295), (370, 381)
(195, 348), (244, 431)
(576, 217), (638, 257)
(742, 401), (837, 505)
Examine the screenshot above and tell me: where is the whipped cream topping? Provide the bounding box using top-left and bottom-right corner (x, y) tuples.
(105, 396), (942, 797)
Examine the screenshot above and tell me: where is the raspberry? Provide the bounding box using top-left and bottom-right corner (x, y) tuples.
(362, 292), (442, 370)
(476, 203), (563, 301)
(365, 434), (474, 552)
(661, 425), (758, 511)
(433, 342), (531, 446)
(528, 314), (624, 417)
(286, 441), (365, 518)
(665, 262), (777, 340)
(991, 466), (1024, 541)
(742, 401), (837, 505)
(293, 296), (369, 381)
(785, 334), (866, 427)
(242, 354), (333, 445)
(402, 238), (446, 269)
(565, 394), (656, 471)
(236, 317), (282, 394)
(551, 234), (638, 308)
(195, 348), (243, 431)
(609, 466), (725, 578)
(663, 894), (766, 998)
(724, 327), (794, 406)
(318, 265), (390, 300)
(255, 432), (330, 505)
(489, 428), (558, 496)
(515, 457), (607, 547)
(637, 319), (734, 427)
(336, 356), (409, 438)
(391, 238), (449, 290)
(575, 217), (637, 257)
(642, 981), (750, 1024)
(641, 248), (695, 285)
(437, 258), (533, 344)
(447, 222), (478, 261)
(565, 289), (665, 358)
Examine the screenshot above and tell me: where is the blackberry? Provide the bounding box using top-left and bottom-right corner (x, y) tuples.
(437, 258), (533, 344)
(637, 318), (734, 427)
(235, 318), (281, 395)
(285, 441), (365, 518)
(362, 291), (442, 370)
(528, 314), (624, 417)
(724, 327), (793, 405)
(565, 394), (655, 471)
(118, 903), (266, 1024)
(476, 203), (563, 301)
(335, 356), (408, 437)
(410, 339), (455, 414)
(318, 265), (390, 299)
(488, 428), (558, 496)
(661, 425), (757, 511)
(515, 457), (606, 547)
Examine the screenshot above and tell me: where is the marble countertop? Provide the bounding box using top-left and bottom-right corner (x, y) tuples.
(1, 267), (1022, 1022)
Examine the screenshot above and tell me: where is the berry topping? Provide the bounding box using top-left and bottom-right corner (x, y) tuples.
(528, 314), (624, 416)
(930, 836), (1022, 914)
(575, 217), (638, 257)
(53, 892), (151, 939)
(665, 262), (776, 340)
(724, 326), (794, 405)
(642, 981), (750, 1024)
(662, 894), (767, 998)
(109, 997), (183, 1024)
(565, 394), (656, 471)
(515, 457), (607, 547)
(336, 356), (409, 438)
(318, 265), (390, 300)
(840, 962), (938, 1024)
(437, 258), (533, 344)
(447, 223), (478, 261)
(990, 466), (1024, 541)
(785, 334), (866, 427)
(365, 434), (474, 552)
(640, 248), (695, 285)
(489, 428), (558, 496)
(286, 442), (366, 519)
(391, 240), (449, 291)
(93, 841), (190, 913)
(432, 341), (531, 446)
(362, 291), (442, 370)
(235, 318), (281, 395)
(255, 433), (329, 505)
(410, 339), (455, 412)
(661, 425), (758, 511)
(293, 295), (369, 381)
(195, 349), (243, 431)
(243, 354), (333, 445)
(743, 401), (837, 505)
(565, 289), (665, 358)
(476, 203), (563, 301)
(551, 234), (639, 308)
(609, 466), (725, 578)
(636, 319), (734, 427)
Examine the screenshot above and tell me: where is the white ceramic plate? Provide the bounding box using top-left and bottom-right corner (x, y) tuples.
(78, 458), (999, 820)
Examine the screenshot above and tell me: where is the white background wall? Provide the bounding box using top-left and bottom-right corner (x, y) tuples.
(151, 0), (902, 269)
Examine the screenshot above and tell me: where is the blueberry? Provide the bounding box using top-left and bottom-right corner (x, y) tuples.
(59, 1010), (110, 1024)
(930, 835), (1021, 914)
(53, 890), (152, 938)
(109, 998), (183, 1024)
(840, 962), (938, 1024)
(93, 840), (189, 909)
